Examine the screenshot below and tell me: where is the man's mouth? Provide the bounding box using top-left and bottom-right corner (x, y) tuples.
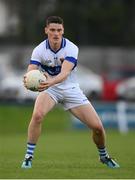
(53, 37), (59, 40)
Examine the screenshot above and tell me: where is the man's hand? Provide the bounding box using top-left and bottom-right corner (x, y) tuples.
(38, 72), (55, 92)
(23, 64), (39, 89)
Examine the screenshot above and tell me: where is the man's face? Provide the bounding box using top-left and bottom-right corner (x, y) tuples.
(45, 23), (64, 44)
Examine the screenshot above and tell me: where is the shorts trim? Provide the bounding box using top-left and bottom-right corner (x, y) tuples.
(64, 101), (90, 111)
(45, 91), (58, 104)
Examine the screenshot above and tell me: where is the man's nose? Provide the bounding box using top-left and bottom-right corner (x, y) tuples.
(54, 30), (59, 35)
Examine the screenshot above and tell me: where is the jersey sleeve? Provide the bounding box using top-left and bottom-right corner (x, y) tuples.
(64, 44), (79, 68)
(30, 47), (42, 66)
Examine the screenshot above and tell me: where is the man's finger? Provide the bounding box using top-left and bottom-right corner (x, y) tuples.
(43, 72), (49, 79)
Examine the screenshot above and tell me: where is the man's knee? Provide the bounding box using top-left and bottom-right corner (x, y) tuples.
(93, 124), (105, 135)
(32, 111), (44, 124)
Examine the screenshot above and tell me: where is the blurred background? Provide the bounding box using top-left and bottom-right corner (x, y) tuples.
(1, 1), (135, 178)
(1, 0), (135, 132)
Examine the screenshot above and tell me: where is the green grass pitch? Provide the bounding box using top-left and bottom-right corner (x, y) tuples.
(0, 104), (135, 179)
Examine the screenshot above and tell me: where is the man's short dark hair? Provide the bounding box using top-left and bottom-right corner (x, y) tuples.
(46, 16), (64, 26)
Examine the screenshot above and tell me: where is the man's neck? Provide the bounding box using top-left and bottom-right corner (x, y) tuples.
(49, 38), (62, 52)
(51, 43), (60, 51)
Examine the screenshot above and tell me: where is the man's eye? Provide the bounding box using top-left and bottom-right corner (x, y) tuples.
(50, 29), (55, 31)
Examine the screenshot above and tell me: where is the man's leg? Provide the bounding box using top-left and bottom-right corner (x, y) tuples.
(70, 103), (120, 168)
(21, 92), (56, 168)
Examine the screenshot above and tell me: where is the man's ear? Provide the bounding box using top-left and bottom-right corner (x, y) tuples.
(45, 27), (48, 34)
(62, 28), (64, 35)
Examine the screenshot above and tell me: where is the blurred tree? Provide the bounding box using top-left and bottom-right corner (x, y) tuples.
(18, 0), (57, 44)
(55, 0), (129, 46)
(0, 0), (20, 44)
(1, 0), (135, 46)
(122, 0), (135, 46)
(18, 0), (39, 44)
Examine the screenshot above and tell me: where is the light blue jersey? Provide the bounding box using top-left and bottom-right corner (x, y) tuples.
(30, 38), (79, 89)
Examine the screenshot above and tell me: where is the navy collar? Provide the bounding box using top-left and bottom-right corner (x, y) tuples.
(46, 38), (66, 54)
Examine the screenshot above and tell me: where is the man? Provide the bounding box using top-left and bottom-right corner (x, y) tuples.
(21, 16), (120, 169)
